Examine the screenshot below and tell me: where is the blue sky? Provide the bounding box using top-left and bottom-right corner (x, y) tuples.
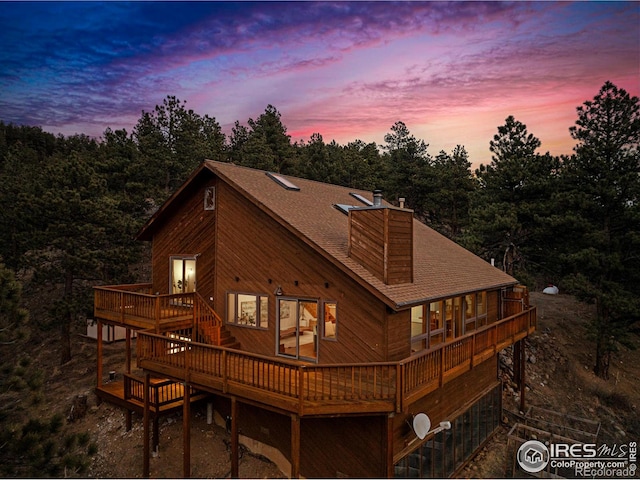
(1, 1), (638, 166)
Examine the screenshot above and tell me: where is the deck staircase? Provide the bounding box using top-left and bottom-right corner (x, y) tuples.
(194, 293), (240, 349)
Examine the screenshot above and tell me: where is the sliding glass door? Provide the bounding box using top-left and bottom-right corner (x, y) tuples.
(277, 298), (318, 361)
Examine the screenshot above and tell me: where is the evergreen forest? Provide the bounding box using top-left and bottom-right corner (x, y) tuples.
(1, 81), (638, 392)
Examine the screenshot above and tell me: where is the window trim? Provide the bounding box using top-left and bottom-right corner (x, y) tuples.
(226, 291), (269, 329)
(322, 300), (338, 341)
(204, 186), (216, 210)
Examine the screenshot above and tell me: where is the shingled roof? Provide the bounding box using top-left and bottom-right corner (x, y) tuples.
(139, 160), (517, 310)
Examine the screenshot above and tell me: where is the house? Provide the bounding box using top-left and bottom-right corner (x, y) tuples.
(92, 160), (536, 478)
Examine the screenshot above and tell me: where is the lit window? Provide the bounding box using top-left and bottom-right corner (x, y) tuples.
(476, 292), (487, 327)
(411, 305), (428, 352)
(429, 301), (444, 346)
(323, 302), (337, 339)
(226, 292), (268, 328)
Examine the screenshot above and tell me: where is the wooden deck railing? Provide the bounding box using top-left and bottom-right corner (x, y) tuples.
(94, 285), (222, 333)
(124, 373), (197, 412)
(136, 306), (536, 416)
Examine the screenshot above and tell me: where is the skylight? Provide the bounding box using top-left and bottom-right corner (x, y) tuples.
(349, 193), (373, 206)
(266, 172), (300, 191)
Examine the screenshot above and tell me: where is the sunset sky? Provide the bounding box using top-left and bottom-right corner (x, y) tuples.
(1, 1), (638, 167)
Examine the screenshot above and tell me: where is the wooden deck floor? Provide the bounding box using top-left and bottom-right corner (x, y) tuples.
(96, 379), (208, 415)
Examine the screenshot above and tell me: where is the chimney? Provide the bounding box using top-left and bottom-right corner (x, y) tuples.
(348, 202), (414, 285)
(399, 197), (405, 209)
(373, 189), (383, 206)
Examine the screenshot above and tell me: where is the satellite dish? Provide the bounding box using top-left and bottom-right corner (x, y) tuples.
(413, 413), (431, 440)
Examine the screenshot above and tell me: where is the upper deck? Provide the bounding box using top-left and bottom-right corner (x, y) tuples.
(94, 284), (536, 417)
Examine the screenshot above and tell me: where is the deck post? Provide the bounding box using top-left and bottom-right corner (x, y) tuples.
(96, 321), (103, 390)
(519, 339), (526, 412)
(126, 410), (132, 432)
(385, 413), (394, 478)
(231, 396), (239, 478)
(143, 373), (150, 478)
(291, 413), (300, 479)
(126, 328), (132, 374)
(153, 416), (159, 455)
(183, 383), (191, 478)
(125, 327), (133, 430)
(513, 341), (522, 388)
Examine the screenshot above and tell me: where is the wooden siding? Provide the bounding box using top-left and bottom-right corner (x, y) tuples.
(214, 182), (388, 363)
(349, 209), (385, 281)
(211, 397), (386, 478)
(386, 309), (412, 361)
(348, 207), (413, 285)
(385, 209), (414, 285)
(302, 415), (385, 477)
(392, 356), (499, 461)
(150, 174), (217, 297)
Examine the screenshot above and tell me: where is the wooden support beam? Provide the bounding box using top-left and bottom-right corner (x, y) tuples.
(125, 328), (132, 374)
(183, 383), (191, 478)
(153, 417), (159, 454)
(231, 397), (239, 478)
(143, 373), (150, 478)
(519, 339), (526, 413)
(96, 321), (103, 389)
(291, 414), (300, 479)
(513, 341), (522, 388)
(385, 413), (394, 478)
(126, 410), (132, 432)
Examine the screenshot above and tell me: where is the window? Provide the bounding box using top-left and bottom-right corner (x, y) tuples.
(464, 294), (476, 332)
(411, 305), (428, 352)
(226, 292), (268, 328)
(323, 302), (337, 339)
(394, 384), (502, 478)
(476, 291), (487, 327)
(204, 186), (215, 210)
(429, 301), (444, 346)
(170, 256), (196, 295)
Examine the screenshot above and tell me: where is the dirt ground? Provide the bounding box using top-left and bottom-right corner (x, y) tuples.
(18, 291), (640, 478)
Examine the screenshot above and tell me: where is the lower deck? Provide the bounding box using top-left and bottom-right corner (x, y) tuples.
(95, 375), (208, 415)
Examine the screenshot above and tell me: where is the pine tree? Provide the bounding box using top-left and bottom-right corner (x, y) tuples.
(467, 117), (561, 278)
(559, 81), (640, 378)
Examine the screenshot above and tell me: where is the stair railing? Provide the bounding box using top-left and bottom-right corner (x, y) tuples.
(193, 293), (223, 344)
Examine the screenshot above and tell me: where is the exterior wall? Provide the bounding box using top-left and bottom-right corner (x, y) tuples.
(211, 395), (386, 478)
(348, 207), (413, 285)
(394, 383), (502, 478)
(213, 182), (389, 363)
(392, 355), (499, 461)
(150, 173), (218, 296)
(386, 309), (412, 361)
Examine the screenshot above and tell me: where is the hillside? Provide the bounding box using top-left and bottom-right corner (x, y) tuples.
(3, 291), (638, 478)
